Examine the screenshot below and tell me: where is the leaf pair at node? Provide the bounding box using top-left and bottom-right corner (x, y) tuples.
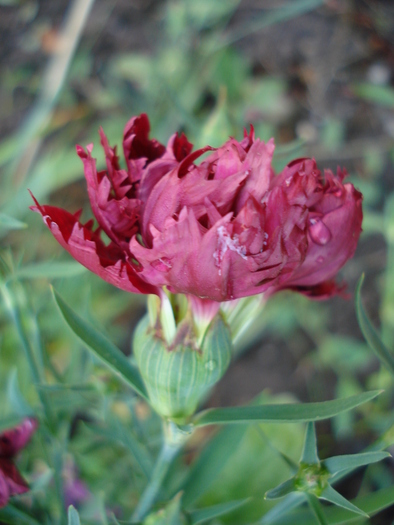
(265, 422), (390, 520)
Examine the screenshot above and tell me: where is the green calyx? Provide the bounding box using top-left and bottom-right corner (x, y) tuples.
(133, 303), (232, 423)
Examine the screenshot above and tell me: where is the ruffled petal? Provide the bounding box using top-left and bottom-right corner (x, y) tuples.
(77, 133), (142, 249)
(30, 195), (158, 295)
(282, 182), (362, 288)
(235, 138), (275, 212)
(166, 132), (193, 161)
(131, 209), (234, 301)
(123, 113), (166, 178)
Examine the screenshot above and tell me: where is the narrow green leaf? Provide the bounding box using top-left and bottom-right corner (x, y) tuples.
(355, 275), (394, 375)
(301, 423), (319, 465)
(220, 0), (325, 48)
(7, 369), (34, 417)
(320, 485), (368, 517)
(145, 494), (183, 525)
(260, 485), (394, 524)
(181, 425), (247, 507)
(324, 451), (391, 475)
(189, 498), (250, 524)
(265, 478), (296, 500)
(260, 493), (304, 524)
(261, 425), (394, 524)
(197, 86), (231, 148)
(68, 506), (81, 525)
(193, 391), (382, 426)
(0, 212), (26, 232)
(353, 83), (394, 107)
(0, 505), (42, 525)
(14, 261), (86, 280)
(306, 494), (328, 525)
(52, 288), (148, 400)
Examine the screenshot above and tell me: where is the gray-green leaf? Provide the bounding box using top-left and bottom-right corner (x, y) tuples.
(189, 498), (250, 524)
(193, 391), (381, 426)
(53, 288), (148, 400)
(355, 274), (394, 375)
(324, 451), (390, 475)
(68, 506), (81, 525)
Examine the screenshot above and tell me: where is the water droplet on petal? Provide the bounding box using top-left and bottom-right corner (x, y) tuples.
(334, 188), (343, 197)
(309, 218), (331, 245)
(205, 360), (217, 371)
(151, 257), (172, 272)
(317, 256), (324, 264)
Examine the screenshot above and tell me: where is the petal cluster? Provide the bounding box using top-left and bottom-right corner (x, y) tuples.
(0, 418), (37, 508)
(32, 114), (362, 302)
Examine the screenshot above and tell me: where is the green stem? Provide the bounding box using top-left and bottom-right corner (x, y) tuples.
(306, 493), (329, 525)
(132, 421), (189, 521)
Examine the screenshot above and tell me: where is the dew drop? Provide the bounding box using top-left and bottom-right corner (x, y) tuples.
(334, 188), (343, 197)
(205, 360), (217, 371)
(308, 218), (331, 246)
(151, 257), (172, 272)
(317, 256), (324, 264)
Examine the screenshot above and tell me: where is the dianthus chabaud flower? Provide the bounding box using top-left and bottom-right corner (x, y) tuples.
(0, 418), (37, 508)
(31, 114), (362, 420)
(31, 113), (362, 304)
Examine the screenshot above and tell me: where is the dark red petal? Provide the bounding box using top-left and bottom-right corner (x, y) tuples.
(0, 459), (29, 500)
(171, 132), (193, 161)
(77, 140), (140, 249)
(288, 280), (348, 300)
(240, 124), (255, 151)
(0, 473), (9, 508)
(0, 418), (37, 458)
(178, 146), (215, 178)
(30, 194), (158, 295)
(123, 113), (166, 165)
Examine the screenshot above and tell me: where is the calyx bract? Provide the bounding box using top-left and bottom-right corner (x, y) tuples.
(133, 312), (232, 422)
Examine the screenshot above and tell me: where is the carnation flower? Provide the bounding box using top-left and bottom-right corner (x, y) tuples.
(31, 114), (362, 303)
(0, 418), (37, 508)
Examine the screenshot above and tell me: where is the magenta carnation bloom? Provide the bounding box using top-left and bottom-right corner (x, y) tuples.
(31, 114), (362, 302)
(0, 418), (37, 508)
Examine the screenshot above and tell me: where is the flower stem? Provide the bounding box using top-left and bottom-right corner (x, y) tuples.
(306, 493), (329, 525)
(132, 420), (190, 521)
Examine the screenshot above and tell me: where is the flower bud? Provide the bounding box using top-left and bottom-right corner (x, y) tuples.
(133, 296), (232, 422)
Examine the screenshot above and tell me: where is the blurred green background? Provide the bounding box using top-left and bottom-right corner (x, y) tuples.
(0, 0), (394, 523)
